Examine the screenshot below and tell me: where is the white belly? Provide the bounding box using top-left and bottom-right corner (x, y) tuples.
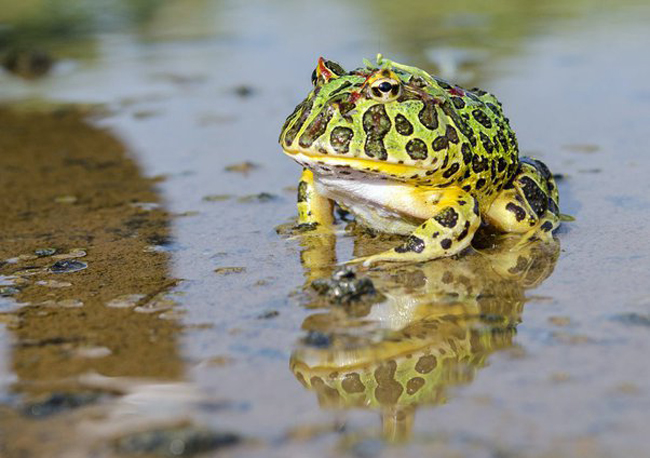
(314, 175), (437, 235)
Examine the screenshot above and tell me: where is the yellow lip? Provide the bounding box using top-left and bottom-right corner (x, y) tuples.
(283, 148), (430, 176)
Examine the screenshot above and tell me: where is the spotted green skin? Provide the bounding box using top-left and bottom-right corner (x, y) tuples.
(279, 56), (560, 263)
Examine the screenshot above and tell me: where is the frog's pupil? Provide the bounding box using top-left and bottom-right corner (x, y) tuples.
(378, 81), (393, 93)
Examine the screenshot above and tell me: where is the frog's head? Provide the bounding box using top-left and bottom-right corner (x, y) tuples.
(279, 55), (471, 182)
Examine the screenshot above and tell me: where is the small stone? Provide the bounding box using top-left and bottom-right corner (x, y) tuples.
(35, 280), (72, 288)
(22, 392), (105, 418)
(50, 260), (88, 274)
(0, 286), (20, 297)
(35, 248), (57, 257)
(202, 194), (232, 202)
(114, 425), (241, 457)
(311, 267), (380, 305)
(54, 195), (77, 204)
(75, 346), (112, 358)
(33, 299), (83, 308)
(105, 294), (145, 308)
(237, 192), (277, 203)
(233, 85), (255, 97)
(214, 267), (246, 275)
(51, 250), (87, 260)
(130, 202), (161, 210)
(613, 313), (650, 327)
(225, 161), (258, 174)
(548, 316), (571, 327)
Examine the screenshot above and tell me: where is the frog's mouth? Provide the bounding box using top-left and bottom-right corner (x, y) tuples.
(283, 148), (430, 178)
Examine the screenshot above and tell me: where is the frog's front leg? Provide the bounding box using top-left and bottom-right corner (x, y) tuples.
(485, 157), (560, 242)
(354, 188), (481, 266)
(297, 168), (334, 229)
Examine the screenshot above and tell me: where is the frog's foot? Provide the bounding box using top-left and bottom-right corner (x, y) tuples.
(485, 157), (560, 244)
(350, 192), (481, 267)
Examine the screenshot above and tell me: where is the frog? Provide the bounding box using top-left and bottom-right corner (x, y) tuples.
(279, 54), (560, 265)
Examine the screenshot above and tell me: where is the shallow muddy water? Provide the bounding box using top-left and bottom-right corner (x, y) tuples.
(1, 1), (650, 457)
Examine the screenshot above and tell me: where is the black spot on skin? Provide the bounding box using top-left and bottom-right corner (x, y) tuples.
(336, 95), (357, 119)
(299, 106), (334, 147)
(436, 79), (452, 89)
(328, 81), (352, 98)
(457, 221), (471, 241)
(522, 157), (553, 181)
(461, 143), (473, 165)
(486, 102), (501, 116)
(498, 157), (507, 172)
(463, 184), (472, 193)
(283, 97), (314, 146)
(472, 109), (492, 129)
(297, 180), (308, 203)
(548, 198), (560, 216)
(432, 231), (440, 238)
(473, 200), (480, 215)
(395, 235), (426, 253)
(540, 221), (554, 232)
(446, 125), (459, 144)
(508, 131), (518, 151)
(458, 200), (466, 206)
(472, 155), (488, 173)
(506, 202), (526, 222)
(480, 132), (494, 155)
(406, 138), (428, 160)
(363, 104), (391, 160)
(442, 163), (460, 179)
(476, 177), (486, 189)
(324, 60), (346, 76)
(418, 100), (439, 130)
(364, 137), (387, 160)
(440, 238), (452, 250)
(497, 129), (509, 153)
(330, 126), (354, 154)
(432, 135), (449, 151)
(471, 87), (488, 96)
(434, 208), (459, 228)
(451, 96), (465, 109)
(519, 176), (548, 217)
(395, 114), (414, 135)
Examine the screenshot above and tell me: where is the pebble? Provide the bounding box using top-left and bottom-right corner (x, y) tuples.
(50, 260), (88, 274)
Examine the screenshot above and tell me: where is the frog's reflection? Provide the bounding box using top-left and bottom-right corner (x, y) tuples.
(290, 228), (559, 441)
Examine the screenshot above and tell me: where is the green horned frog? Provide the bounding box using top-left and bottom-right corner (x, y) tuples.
(279, 55), (560, 265)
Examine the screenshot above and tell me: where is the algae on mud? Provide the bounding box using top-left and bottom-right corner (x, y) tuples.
(0, 107), (229, 456)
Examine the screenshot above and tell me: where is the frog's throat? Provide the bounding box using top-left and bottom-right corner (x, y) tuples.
(283, 149), (433, 176)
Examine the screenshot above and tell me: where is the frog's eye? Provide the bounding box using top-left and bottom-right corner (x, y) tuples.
(312, 57), (346, 87)
(369, 77), (402, 102)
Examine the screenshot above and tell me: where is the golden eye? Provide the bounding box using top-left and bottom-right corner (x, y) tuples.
(369, 78), (401, 102)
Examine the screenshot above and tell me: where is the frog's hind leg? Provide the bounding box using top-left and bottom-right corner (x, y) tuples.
(485, 157), (560, 242)
(352, 189), (482, 266)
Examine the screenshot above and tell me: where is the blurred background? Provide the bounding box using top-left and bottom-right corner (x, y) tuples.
(1, 1), (650, 457)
